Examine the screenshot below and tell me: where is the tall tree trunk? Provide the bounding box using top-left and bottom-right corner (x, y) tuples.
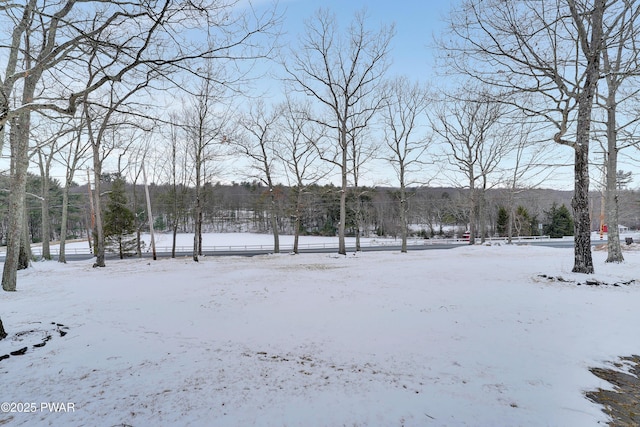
(468, 186), (477, 245)
(568, 0), (603, 274)
(2, 113), (30, 291)
(193, 206), (201, 262)
(479, 190), (487, 243)
(193, 165), (201, 262)
(40, 173), (51, 260)
(58, 183), (70, 263)
(92, 152), (106, 267)
(572, 144), (593, 273)
(338, 129), (347, 255)
(19, 201), (31, 270)
(133, 182), (142, 257)
(293, 188), (302, 254)
(269, 191), (280, 253)
(339, 182), (347, 254)
(354, 199), (362, 251)
(605, 96), (623, 263)
(399, 185), (408, 253)
(172, 222), (178, 258)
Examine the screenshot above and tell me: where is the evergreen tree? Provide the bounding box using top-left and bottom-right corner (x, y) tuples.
(104, 179), (137, 259)
(543, 203), (574, 238)
(496, 206), (509, 236)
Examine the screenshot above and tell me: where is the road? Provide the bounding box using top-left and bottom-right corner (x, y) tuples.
(0, 238), (579, 263)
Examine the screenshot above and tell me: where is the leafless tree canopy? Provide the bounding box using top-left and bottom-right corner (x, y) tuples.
(284, 8), (394, 254)
(1, 0), (281, 289)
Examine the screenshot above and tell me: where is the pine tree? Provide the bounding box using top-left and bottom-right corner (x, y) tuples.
(496, 206), (509, 236)
(543, 203), (574, 238)
(103, 179), (136, 259)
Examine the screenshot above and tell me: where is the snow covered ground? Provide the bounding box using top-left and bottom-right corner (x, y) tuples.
(1, 235), (639, 426)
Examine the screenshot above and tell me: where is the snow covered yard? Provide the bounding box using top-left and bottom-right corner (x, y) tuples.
(1, 243), (639, 426)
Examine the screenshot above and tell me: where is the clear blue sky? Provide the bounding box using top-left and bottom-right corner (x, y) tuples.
(274, 0), (452, 82)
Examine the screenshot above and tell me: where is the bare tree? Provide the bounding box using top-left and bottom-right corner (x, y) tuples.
(347, 114), (379, 251)
(381, 76), (431, 252)
(56, 114), (91, 263)
(32, 119), (75, 260)
(498, 118), (558, 243)
(183, 75), (230, 261)
(568, 0), (605, 273)
(123, 134), (154, 258)
(275, 97), (327, 253)
(284, 8), (394, 254)
(235, 100), (281, 252)
(164, 112), (191, 258)
(596, 1), (640, 263)
(0, 0), (151, 288)
(1, 0), (280, 290)
(440, 0), (606, 272)
(83, 77), (147, 267)
(431, 88), (509, 244)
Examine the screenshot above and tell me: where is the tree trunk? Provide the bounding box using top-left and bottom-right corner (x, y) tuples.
(142, 164), (157, 260)
(468, 186), (476, 245)
(269, 192), (280, 253)
(58, 184), (70, 263)
(479, 190), (487, 243)
(568, 0), (602, 274)
(136, 228), (142, 257)
(338, 129), (347, 255)
(40, 173), (51, 260)
(2, 113), (30, 292)
(507, 204), (514, 244)
(400, 185), (408, 253)
(354, 193), (363, 252)
(172, 223), (178, 258)
(293, 186), (303, 254)
(133, 183), (142, 258)
(339, 183), (347, 254)
(1, 25), (42, 291)
(193, 179), (201, 262)
(92, 154), (106, 267)
(572, 144), (594, 273)
(605, 95), (623, 263)
(19, 203), (31, 270)
(193, 213), (200, 262)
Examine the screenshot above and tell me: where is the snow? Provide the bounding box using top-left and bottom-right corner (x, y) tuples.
(1, 234), (639, 426)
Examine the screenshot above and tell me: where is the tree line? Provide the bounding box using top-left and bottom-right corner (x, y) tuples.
(4, 173), (639, 258)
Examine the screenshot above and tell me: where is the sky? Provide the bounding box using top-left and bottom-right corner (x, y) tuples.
(273, 0), (452, 81)
(2, 233), (639, 426)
